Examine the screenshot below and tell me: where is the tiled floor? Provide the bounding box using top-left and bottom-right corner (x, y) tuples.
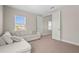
(30, 35), (79, 53)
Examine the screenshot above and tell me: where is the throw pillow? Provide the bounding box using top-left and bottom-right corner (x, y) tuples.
(0, 37), (6, 46)
(2, 32), (13, 44)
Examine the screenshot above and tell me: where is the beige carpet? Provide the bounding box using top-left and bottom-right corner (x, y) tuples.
(30, 35), (79, 53)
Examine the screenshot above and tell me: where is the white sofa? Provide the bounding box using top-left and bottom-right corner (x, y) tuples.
(0, 38), (31, 53)
(22, 32), (41, 41)
(11, 31), (41, 41)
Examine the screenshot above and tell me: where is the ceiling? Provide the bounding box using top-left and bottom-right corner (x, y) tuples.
(7, 5), (63, 16)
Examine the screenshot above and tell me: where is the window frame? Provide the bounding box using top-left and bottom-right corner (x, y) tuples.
(15, 15), (26, 31)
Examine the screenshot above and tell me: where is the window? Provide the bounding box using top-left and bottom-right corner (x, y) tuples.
(15, 16), (26, 31)
(48, 21), (52, 30)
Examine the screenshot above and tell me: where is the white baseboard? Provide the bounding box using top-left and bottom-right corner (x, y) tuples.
(62, 40), (79, 46)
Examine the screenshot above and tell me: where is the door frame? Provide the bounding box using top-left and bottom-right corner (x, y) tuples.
(52, 10), (61, 40)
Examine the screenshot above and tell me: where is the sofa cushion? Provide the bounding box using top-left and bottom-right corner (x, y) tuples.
(23, 33), (41, 41)
(0, 40), (31, 53)
(0, 37), (6, 46)
(2, 32), (13, 44)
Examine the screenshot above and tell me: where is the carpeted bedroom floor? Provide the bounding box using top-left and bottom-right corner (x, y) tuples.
(30, 35), (79, 53)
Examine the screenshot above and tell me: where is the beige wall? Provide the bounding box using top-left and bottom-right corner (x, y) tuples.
(0, 5), (3, 35)
(61, 6), (79, 45)
(3, 6), (37, 34)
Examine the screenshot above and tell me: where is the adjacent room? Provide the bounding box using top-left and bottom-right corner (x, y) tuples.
(0, 5), (79, 53)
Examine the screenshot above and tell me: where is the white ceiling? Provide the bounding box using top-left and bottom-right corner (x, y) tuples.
(7, 5), (63, 16)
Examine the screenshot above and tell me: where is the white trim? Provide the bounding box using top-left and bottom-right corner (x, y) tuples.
(62, 40), (79, 46)
(53, 39), (79, 46)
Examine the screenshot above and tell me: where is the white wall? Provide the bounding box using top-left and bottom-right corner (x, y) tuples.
(61, 6), (79, 45)
(0, 5), (3, 35)
(3, 6), (37, 34)
(37, 16), (43, 34)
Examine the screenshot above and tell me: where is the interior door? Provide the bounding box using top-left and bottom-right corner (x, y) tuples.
(52, 10), (60, 40)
